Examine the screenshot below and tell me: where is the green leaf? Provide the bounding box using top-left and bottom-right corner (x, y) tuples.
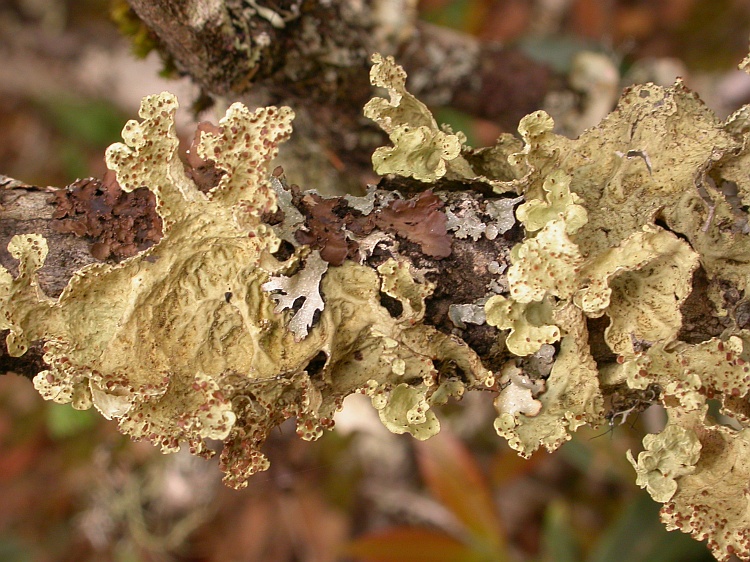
(42, 97), (127, 147)
(588, 492), (713, 562)
(539, 500), (581, 562)
(45, 403), (95, 439)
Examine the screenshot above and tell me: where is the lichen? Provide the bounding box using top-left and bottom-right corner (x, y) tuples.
(515, 170), (587, 234)
(445, 195), (523, 241)
(52, 175), (163, 261)
(506, 219), (584, 304)
(604, 331), (750, 560)
(262, 250), (328, 340)
(484, 294), (561, 357)
(661, 422), (750, 562)
(0, 95), (490, 487)
(375, 190), (452, 258)
(470, 60), (750, 558)
(504, 80), (750, 310)
(494, 361), (544, 417)
(493, 301), (603, 456)
(627, 422), (702, 503)
(448, 302), (486, 329)
(4, 51), (750, 559)
(2, 93), (299, 466)
(364, 54), (463, 182)
(367, 381), (441, 439)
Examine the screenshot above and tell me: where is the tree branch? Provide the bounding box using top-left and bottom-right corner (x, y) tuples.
(4, 8), (750, 556)
(126, 0), (555, 124)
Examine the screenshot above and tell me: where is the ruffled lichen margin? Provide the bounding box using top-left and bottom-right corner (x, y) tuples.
(3, 54), (750, 560)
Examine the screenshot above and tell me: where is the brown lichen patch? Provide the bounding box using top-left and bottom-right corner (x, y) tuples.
(374, 190), (451, 258)
(292, 189), (357, 266)
(185, 121), (226, 192)
(286, 182), (455, 264)
(51, 173), (163, 261)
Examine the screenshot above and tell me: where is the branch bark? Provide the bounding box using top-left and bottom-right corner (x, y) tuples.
(126, 0), (554, 126)
(0, 174), (522, 380)
(123, 0), (557, 194)
(0, 168), (736, 383)
(3, 6), (750, 556)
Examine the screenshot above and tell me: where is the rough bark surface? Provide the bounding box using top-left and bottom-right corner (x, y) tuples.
(0, 173), (735, 382)
(0, 176), (523, 380)
(126, 0), (554, 117)
(122, 0), (556, 194)
(0, 186), (99, 380)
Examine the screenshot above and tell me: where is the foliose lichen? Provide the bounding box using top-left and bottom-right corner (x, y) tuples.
(484, 65), (750, 558)
(627, 421), (702, 503)
(0, 90), (491, 489)
(364, 53), (463, 182)
(262, 250), (328, 341)
(4, 51), (750, 560)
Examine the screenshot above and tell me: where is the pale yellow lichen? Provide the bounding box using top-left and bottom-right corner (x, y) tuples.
(494, 362), (543, 417)
(573, 226), (696, 319)
(622, 390), (750, 561)
(506, 219), (584, 303)
(515, 170), (587, 234)
(506, 82), (750, 306)
(494, 302), (603, 456)
(0, 234), (58, 357)
(0, 92), (495, 488)
(616, 334), (750, 420)
(481, 80), (728, 502)
(371, 124), (462, 182)
(627, 422), (702, 503)
(365, 58), (750, 558)
(2, 93), (297, 465)
(377, 258), (432, 321)
(588, 228), (699, 355)
(358, 258), (492, 439)
(661, 422), (750, 562)
(365, 54), (464, 182)
(367, 381), (440, 440)
(484, 295), (561, 357)
(610, 334), (750, 559)
(197, 102), (294, 211)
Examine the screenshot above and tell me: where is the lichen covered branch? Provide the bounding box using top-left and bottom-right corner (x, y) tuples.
(3, 55), (750, 560)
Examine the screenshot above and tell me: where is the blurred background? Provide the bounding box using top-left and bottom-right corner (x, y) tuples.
(2, 1), (750, 560)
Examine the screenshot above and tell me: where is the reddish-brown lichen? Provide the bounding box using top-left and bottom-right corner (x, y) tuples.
(292, 189), (357, 266)
(185, 121), (226, 192)
(374, 190), (451, 258)
(52, 173), (163, 260)
(287, 187), (451, 264)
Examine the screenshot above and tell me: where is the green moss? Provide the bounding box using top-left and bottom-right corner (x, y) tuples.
(110, 1), (158, 59)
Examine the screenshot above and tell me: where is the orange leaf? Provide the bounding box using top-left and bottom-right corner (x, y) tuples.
(343, 527), (483, 562)
(414, 429), (507, 555)
(490, 442), (545, 486)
